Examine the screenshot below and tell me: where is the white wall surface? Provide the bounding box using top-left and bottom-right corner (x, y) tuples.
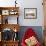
(0, 0), (44, 26)
(19, 0), (44, 26)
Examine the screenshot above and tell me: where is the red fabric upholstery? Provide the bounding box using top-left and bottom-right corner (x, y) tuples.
(21, 28), (41, 46)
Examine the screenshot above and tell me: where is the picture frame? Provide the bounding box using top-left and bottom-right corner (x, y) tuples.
(2, 10), (9, 15)
(24, 8), (37, 19)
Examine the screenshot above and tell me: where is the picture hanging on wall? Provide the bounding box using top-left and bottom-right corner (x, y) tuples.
(24, 8), (37, 19)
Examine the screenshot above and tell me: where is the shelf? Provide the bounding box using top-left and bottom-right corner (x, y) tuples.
(0, 7), (19, 16)
(0, 7), (20, 46)
(0, 7), (19, 10)
(0, 7), (19, 24)
(0, 24), (20, 32)
(2, 40), (19, 43)
(1, 15), (18, 24)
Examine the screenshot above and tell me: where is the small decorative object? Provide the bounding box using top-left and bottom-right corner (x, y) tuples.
(15, 0), (17, 7)
(2, 28), (13, 41)
(5, 18), (8, 24)
(24, 8), (37, 19)
(9, 9), (17, 15)
(14, 28), (17, 32)
(14, 32), (18, 40)
(10, 11), (14, 15)
(2, 10), (9, 15)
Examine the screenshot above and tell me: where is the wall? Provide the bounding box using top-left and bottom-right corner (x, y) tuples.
(0, 0), (44, 26)
(19, 0), (44, 26)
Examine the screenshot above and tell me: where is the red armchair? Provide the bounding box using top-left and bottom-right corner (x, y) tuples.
(21, 28), (41, 46)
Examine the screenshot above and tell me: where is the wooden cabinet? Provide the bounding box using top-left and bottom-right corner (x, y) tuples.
(0, 7), (20, 46)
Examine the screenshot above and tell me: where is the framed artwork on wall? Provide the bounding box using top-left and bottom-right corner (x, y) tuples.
(2, 10), (9, 15)
(24, 8), (37, 19)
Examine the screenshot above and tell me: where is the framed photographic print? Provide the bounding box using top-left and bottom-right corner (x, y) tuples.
(24, 8), (37, 19)
(2, 10), (9, 15)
